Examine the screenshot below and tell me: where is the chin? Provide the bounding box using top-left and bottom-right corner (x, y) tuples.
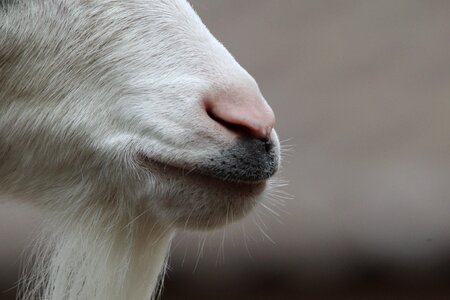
(140, 158), (272, 230)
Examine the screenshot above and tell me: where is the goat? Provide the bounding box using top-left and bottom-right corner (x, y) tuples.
(0, 0), (280, 299)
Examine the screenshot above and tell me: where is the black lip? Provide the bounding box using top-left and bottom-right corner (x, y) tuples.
(137, 138), (279, 184)
(198, 138), (279, 183)
(137, 153), (268, 197)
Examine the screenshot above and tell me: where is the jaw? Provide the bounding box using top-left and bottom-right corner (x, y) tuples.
(143, 163), (268, 230)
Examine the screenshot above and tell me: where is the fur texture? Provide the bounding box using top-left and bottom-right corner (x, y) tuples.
(0, 1), (281, 299)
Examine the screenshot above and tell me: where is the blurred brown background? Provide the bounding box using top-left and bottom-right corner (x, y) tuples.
(2, 1), (450, 299)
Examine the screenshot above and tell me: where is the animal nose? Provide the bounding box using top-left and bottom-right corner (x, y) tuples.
(204, 85), (276, 141)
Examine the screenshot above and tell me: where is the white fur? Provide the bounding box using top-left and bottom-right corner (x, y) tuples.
(0, 1), (280, 299)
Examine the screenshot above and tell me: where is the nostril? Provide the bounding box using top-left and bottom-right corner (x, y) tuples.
(206, 104), (274, 140)
(203, 86), (275, 140)
(207, 110), (275, 156)
(206, 109), (256, 138)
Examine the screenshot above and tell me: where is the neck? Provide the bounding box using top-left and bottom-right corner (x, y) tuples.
(21, 208), (174, 300)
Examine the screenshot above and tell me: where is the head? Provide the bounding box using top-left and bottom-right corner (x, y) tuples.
(0, 0), (280, 230)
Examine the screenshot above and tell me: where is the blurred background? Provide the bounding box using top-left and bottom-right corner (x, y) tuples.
(2, 0), (450, 299)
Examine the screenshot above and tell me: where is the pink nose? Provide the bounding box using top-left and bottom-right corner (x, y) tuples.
(204, 86), (275, 140)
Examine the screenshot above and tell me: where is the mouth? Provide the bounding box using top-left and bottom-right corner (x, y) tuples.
(136, 153), (268, 194)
